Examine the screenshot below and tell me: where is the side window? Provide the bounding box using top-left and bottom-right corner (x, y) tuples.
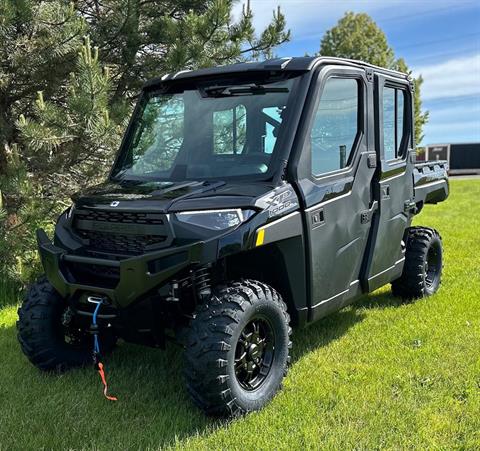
(262, 107), (284, 154)
(311, 77), (359, 176)
(383, 86), (407, 161)
(213, 104), (246, 154)
(397, 91), (404, 151)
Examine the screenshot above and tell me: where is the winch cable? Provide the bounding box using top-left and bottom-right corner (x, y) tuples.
(91, 298), (118, 402)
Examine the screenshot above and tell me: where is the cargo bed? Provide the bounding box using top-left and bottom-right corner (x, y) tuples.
(413, 160), (449, 205)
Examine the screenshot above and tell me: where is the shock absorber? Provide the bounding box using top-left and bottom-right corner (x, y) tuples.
(193, 266), (211, 302)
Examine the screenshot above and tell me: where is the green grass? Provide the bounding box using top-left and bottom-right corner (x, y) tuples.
(1, 179), (479, 450)
(0, 278), (21, 309)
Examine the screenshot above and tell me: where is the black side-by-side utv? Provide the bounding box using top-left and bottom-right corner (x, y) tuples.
(17, 56), (449, 416)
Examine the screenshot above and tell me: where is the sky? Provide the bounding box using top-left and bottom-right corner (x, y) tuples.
(234, 0), (480, 146)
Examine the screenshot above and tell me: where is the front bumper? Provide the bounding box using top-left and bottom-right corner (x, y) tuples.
(37, 229), (205, 307)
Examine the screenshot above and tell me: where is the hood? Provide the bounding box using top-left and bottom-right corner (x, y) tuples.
(72, 179), (276, 212)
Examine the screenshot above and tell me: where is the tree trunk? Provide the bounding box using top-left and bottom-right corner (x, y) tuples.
(0, 102), (18, 219)
(0, 111), (11, 177)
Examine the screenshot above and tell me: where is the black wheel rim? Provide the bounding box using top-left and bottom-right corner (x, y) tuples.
(425, 242), (442, 289)
(234, 316), (275, 391)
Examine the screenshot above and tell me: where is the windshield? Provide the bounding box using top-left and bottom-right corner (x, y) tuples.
(112, 75), (302, 182)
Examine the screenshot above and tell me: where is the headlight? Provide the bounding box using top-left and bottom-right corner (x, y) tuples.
(175, 209), (255, 230)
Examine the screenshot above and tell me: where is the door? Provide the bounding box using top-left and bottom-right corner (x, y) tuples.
(364, 74), (415, 291)
(293, 66), (377, 322)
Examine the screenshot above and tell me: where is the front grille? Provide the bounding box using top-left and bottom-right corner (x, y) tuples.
(73, 208), (172, 256)
(74, 209), (165, 225)
(77, 230), (168, 255)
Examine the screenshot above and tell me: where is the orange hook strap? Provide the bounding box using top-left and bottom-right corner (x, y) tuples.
(97, 362), (118, 402)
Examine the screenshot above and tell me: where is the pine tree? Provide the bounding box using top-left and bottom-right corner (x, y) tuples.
(76, 0), (289, 107)
(18, 37), (123, 193)
(319, 12), (428, 146)
(0, 0), (87, 279)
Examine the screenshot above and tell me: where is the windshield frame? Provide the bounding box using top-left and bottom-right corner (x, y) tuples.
(109, 72), (308, 184)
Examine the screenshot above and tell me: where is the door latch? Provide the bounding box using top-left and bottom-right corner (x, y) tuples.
(382, 185), (390, 199)
(311, 208), (325, 229)
(404, 199), (417, 213)
(367, 153), (377, 168)
(360, 201), (378, 224)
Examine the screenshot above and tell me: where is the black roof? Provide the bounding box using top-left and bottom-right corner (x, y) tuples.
(144, 56), (409, 88)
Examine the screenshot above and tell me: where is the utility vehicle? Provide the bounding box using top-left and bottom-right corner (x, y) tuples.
(18, 57), (449, 416)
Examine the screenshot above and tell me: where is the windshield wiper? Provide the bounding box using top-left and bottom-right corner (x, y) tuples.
(112, 169), (177, 186)
(202, 85), (289, 98)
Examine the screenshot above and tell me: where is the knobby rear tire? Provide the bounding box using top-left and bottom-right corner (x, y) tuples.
(392, 226), (443, 300)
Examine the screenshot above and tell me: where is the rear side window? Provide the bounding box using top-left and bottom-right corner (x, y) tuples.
(383, 86), (407, 161)
(310, 77), (359, 176)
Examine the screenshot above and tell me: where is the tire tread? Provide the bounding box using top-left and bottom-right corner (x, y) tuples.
(184, 279), (291, 416)
(392, 226), (443, 300)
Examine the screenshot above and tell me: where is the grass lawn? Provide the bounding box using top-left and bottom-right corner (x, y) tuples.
(1, 179), (479, 450)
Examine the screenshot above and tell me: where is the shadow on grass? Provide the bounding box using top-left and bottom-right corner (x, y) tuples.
(0, 289), (402, 448)
(291, 289), (402, 362)
(292, 307), (365, 363)
(352, 289), (406, 310)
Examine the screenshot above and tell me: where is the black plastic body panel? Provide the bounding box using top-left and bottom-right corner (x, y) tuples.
(413, 161), (449, 204)
(226, 213), (307, 326)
